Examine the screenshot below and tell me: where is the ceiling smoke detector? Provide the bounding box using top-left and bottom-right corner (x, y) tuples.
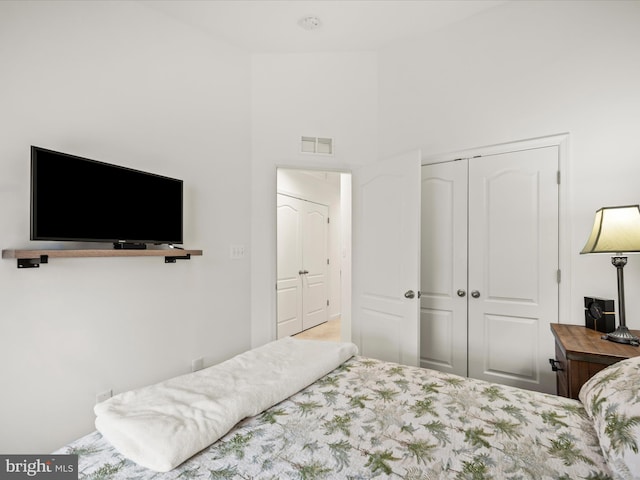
(298, 15), (322, 31)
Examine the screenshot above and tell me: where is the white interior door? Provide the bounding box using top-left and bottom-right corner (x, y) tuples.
(352, 150), (421, 366)
(277, 194), (329, 338)
(302, 201), (329, 331)
(420, 161), (468, 375)
(467, 147), (559, 393)
(277, 195), (303, 338)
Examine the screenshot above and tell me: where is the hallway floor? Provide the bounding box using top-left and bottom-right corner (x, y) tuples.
(293, 317), (341, 342)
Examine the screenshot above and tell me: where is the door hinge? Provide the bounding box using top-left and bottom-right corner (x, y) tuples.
(327, 299), (330, 306)
(557, 269), (561, 283)
(327, 217), (330, 224)
(327, 258), (330, 265)
(557, 171), (561, 184)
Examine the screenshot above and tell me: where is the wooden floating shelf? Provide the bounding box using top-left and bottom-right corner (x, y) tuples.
(2, 249), (203, 268)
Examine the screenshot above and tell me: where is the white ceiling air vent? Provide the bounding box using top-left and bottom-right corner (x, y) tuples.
(301, 136), (333, 155)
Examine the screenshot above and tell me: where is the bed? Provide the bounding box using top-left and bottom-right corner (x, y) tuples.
(56, 337), (640, 480)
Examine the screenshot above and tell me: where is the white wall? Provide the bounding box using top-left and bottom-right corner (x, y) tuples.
(251, 52), (377, 347)
(378, 1), (640, 329)
(0, 1), (251, 452)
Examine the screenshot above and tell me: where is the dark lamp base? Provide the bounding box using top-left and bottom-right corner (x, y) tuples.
(602, 325), (640, 347)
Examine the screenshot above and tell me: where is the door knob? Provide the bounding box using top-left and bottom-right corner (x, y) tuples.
(471, 290), (480, 298)
(404, 290), (415, 299)
(457, 289), (466, 297)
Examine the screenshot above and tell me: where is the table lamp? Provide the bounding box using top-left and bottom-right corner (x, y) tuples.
(580, 205), (640, 346)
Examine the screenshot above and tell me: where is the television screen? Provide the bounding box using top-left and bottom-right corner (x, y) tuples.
(31, 146), (183, 246)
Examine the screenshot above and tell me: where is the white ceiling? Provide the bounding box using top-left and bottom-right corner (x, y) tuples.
(143, 0), (507, 53)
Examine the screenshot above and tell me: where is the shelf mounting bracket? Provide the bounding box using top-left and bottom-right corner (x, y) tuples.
(165, 254), (191, 263)
(17, 255), (49, 269)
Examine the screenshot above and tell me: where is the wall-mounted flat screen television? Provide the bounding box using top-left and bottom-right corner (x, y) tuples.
(31, 146), (183, 248)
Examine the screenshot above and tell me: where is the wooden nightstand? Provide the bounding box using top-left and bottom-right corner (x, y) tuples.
(550, 323), (640, 400)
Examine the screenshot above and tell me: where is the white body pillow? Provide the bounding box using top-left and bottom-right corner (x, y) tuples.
(94, 337), (358, 472)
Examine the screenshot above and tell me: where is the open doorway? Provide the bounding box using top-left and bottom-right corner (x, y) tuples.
(276, 168), (352, 343)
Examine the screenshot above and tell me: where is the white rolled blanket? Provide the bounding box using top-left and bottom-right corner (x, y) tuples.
(94, 337), (358, 472)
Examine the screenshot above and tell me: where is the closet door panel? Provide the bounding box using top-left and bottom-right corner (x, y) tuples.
(467, 147), (559, 393)
(420, 309), (456, 370)
(420, 161), (468, 376)
(484, 169), (538, 302)
(484, 314), (538, 380)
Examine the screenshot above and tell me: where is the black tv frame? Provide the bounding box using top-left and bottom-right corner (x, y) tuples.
(30, 146), (183, 249)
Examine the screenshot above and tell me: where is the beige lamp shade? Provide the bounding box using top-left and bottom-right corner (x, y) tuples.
(581, 205), (640, 254)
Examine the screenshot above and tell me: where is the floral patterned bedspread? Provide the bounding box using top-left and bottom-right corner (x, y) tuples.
(58, 356), (613, 479)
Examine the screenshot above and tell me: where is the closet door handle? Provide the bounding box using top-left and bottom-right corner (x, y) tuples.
(299, 270), (309, 275)
(404, 290), (416, 299)
(457, 289), (466, 297)
(471, 290), (481, 298)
